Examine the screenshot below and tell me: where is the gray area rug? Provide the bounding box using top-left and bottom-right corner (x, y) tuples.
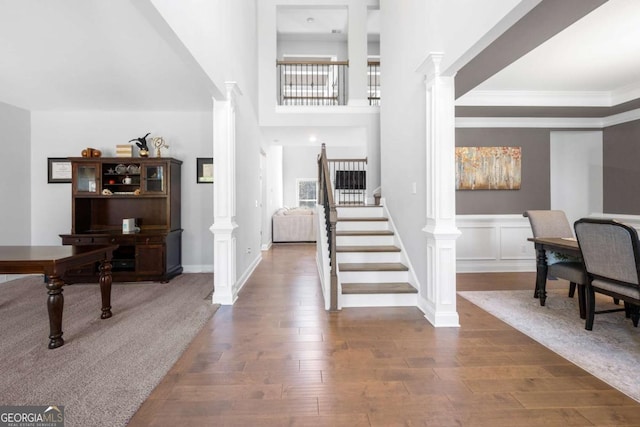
(0, 273), (218, 427)
(459, 289), (640, 402)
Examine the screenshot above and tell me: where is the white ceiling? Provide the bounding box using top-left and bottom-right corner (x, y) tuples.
(277, 6), (380, 41)
(464, 0), (640, 107)
(0, 0), (212, 111)
(1, 1), (638, 113)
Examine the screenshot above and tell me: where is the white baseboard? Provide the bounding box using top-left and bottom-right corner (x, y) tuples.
(0, 274), (37, 284)
(182, 264), (214, 273)
(234, 254), (262, 297)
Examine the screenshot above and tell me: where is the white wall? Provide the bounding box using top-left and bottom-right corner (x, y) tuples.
(380, 0), (527, 291)
(150, 0), (259, 110)
(278, 39), (348, 60)
(264, 145), (283, 248)
(550, 131), (603, 226)
(281, 144), (365, 207)
(234, 94), (264, 275)
(424, 0), (528, 75)
(151, 0), (264, 280)
(29, 110), (214, 271)
(0, 102), (30, 245)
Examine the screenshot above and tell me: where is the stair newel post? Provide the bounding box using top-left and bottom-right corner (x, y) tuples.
(318, 143), (339, 311)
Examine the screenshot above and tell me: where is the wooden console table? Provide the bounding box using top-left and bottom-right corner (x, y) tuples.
(0, 245), (117, 349)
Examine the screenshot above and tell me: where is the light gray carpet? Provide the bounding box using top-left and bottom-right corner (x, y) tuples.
(0, 273), (218, 427)
(459, 289), (640, 403)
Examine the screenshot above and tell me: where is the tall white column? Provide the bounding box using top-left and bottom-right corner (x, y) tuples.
(210, 82), (241, 305)
(347, 1), (368, 106)
(418, 53), (460, 327)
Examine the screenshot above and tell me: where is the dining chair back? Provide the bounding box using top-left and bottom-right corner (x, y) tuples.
(524, 210), (574, 238)
(574, 218), (640, 330)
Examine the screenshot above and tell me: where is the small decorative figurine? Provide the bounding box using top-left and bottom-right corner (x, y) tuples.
(152, 136), (169, 158)
(81, 147), (102, 158)
(129, 133), (151, 157)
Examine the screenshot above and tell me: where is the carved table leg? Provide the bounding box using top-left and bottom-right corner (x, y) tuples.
(99, 258), (113, 319)
(534, 245), (549, 306)
(46, 275), (65, 349)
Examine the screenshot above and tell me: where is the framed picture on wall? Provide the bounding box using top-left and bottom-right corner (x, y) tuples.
(197, 157), (213, 183)
(48, 157), (72, 183)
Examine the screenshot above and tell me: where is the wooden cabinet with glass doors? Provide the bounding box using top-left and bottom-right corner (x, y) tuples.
(61, 157), (183, 283)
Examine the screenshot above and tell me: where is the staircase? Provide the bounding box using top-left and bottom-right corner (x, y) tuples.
(335, 204), (418, 307)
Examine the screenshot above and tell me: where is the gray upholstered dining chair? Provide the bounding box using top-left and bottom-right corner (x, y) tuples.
(574, 218), (640, 330)
(524, 210), (587, 299)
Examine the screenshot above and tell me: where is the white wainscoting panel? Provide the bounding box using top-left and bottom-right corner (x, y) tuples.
(457, 215), (536, 272)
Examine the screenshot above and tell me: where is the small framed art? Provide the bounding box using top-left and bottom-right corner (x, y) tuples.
(48, 157), (72, 183)
(197, 157), (213, 183)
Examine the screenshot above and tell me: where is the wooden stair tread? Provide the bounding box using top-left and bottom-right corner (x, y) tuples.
(337, 204), (382, 208)
(337, 245), (400, 253)
(339, 262), (408, 272)
(336, 230), (394, 236)
(342, 282), (417, 294)
(337, 217), (388, 222)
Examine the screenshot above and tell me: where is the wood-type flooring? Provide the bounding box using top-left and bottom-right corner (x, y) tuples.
(128, 244), (640, 426)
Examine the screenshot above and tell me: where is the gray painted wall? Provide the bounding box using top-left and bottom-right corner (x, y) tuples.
(456, 128), (550, 214)
(603, 119), (640, 214)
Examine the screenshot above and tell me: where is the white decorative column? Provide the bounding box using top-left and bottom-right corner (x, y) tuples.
(209, 82), (241, 305)
(419, 53), (460, 327)
(347, 1), (368, 106)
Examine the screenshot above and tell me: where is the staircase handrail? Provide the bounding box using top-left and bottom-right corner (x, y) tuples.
(318, 143), (339, 311)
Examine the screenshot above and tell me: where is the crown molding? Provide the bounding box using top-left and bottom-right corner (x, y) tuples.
(455, 107), (640, 128)
(610, 81), (640, 106)
(456, 90), (611, 107)
(455, 116), (603, 128)
(601, 107), (640, 127)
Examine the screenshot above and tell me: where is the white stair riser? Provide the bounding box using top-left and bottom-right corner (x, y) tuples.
(339, 270), (409, 283)
(336, 235), (395, 246)
(337, 207), (385, 218)
(341, 293), (417, 308)
(337, 221), (389, 231)
(337, 252), (402, 263)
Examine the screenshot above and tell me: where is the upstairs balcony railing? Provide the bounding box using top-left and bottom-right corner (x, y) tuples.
(277, 60), (348, 106)
(276, 60), (381, 106)
(368, 60), (380, 106)
(327, 157), (367, 205)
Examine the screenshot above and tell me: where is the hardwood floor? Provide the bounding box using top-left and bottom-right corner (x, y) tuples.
(128, 244), (640, 426)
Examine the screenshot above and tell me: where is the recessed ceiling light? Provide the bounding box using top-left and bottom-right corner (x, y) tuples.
(306, 17), (314, 23)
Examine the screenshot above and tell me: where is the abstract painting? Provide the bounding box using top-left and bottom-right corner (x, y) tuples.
(455, 146), (521, 190)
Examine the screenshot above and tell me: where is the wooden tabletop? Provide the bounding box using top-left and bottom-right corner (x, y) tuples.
(527, 237), (579, 251)
(0, 245), (118, 275)
(0, 245), (115, 261)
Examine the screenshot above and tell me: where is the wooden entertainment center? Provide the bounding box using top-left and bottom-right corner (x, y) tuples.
(60, 157), (183, 283)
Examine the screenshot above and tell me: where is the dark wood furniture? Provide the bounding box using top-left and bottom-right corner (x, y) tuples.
(528, 237), (587, 318)
(61, 157), (183, 283)
(574, 218), (640, 330)
(0, 245), (117, 349)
